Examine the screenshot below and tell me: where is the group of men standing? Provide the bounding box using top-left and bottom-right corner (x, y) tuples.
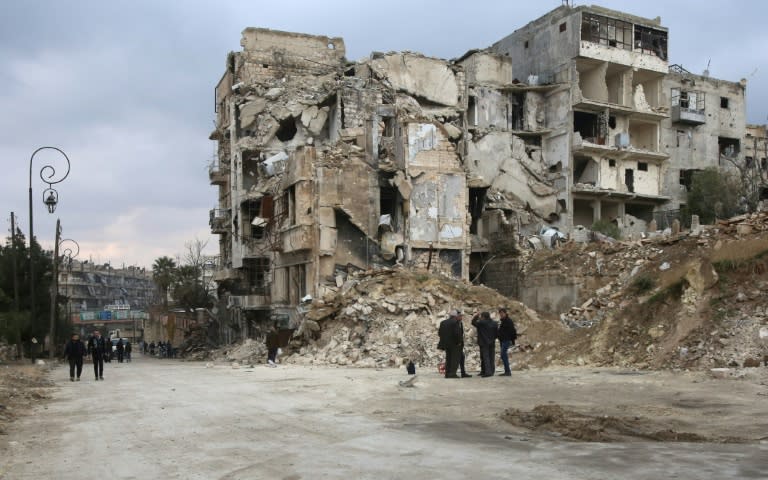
(437, 308), (517, 378)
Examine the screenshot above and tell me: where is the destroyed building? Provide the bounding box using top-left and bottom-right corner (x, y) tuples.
(661, 65), (748, 214)
(208, 5), (761, 338)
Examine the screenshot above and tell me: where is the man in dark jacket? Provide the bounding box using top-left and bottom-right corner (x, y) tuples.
(472, 311), (498, 377)
(64, 333), (86, 381)
(438, 309), (464, 378)
(497, 308), (517, 376)
(87, 330), (107, 381)
(116, 339), (125, 363)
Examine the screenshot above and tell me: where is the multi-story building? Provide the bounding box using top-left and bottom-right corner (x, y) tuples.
(209, 5), (758, 333)
(58, 260), (155, 338)
(491, 5), (672, 234)
(661, 65), (747, 213)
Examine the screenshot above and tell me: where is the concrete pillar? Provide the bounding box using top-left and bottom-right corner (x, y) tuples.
(691, 215), (700, 233)
(591, 200), (602, 223)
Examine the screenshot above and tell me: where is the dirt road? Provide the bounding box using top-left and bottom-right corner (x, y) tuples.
(1, 356), (767, 479)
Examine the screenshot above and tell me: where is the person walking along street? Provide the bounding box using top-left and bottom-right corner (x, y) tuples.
(116, 339), (125, 363)
(497, 308), (517, 376)
(471, 311), (498, 377)
(64, 334), (86, 381)
(87, 330), (107, 381)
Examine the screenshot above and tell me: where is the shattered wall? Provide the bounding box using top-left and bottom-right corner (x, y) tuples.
(660, 72), (748, 210)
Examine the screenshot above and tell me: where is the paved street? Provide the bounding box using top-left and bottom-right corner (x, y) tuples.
(1, 356), (767, 479)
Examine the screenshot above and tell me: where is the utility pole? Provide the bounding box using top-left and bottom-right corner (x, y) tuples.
(49, 219), (61, 359)
(10, 212), (22, 358)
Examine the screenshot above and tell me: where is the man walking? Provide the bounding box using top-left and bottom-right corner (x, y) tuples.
(64, 333), (86, 381)
(472, 311), (498, 377)
(438, 309), (463, 378)
(497, 308), (517, 376)
(116, 338), (125, 363)
(87, 330), (107, 381)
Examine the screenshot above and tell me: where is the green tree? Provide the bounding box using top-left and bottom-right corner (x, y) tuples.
(152, 256), (177, 309)
(683, 168), (742, 224)
(172, 264), (213, 314)
(0, 227), (55, 352)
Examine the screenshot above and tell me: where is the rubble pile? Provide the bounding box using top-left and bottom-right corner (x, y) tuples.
(178, 325), (218, 361)
(213, 338), (266, 366)
(285, 268), (565, 369)
(526, 211), (768, 370)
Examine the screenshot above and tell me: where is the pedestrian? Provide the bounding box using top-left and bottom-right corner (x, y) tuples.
(438, 309), (464, 378)
(457, 314), (472, 378)
(116, 338), (125, 363)
(471, 311), (498, 377)
(64, 333), (86, 382)
(87, 330), (107, 381)
(149, 341), (156, 356)
(266, 325), (279, 367)
(497, 308), (517, 376)
(125, 341), (132, 362)
(166, 340), (173, 358)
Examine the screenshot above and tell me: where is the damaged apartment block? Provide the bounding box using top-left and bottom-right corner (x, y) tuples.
(208, 28), (555, 334)
(209, 4), (759, 337)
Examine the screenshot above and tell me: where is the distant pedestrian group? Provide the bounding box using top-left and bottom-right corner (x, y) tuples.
(437, 308), (517, 378)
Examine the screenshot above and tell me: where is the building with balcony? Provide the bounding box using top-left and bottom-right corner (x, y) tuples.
(491, 4), (673, 234)
(209, 5), (760, 337)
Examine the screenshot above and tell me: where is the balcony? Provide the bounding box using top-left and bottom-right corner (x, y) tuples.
(208, 162), (230, 185)
(227, 294), (270, 310)
(280, 224), (313, 253)
(671, 105), (706, 125)
(209, 208), (230, 234)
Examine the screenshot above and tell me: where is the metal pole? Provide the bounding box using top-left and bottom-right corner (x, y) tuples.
(49, 219), (61, 359)
(28, 147), (71, 354)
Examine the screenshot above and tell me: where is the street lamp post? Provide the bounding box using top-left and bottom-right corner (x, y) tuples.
(51, 237), (79, 359)
(28, 147), (70, 359)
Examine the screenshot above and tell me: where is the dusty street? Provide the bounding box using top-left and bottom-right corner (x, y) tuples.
(1, 355), (767, 480)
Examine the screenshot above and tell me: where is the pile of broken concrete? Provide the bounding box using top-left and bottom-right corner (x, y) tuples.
(284, 267), (563, 370)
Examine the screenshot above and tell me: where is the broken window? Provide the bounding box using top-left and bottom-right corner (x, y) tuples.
(559, 22), (567, 33)
(510, 93), (525, 130)
(281, 186), (296, 227)
(720, 97), (729, 109)
(573, 155), (597, 185)
(581, 13), (632, 50)
(624, 168), (634, 193)
(638, 162), (648, 171)
(574, 111), (605, 144)
(762, 158), (768, 170)
(634, 25), (667, 60)
(467, 96), (478, 127)
(243, 258), (269, 295)
(679, 169), (699, 191)
(671, 88), (705, 112)
(745, 156), (755, 168)
(718, 137), (740, 159)
(468, 188), (488, 234)
(608, 159), (616, 167)
(379, 183), (401, 232)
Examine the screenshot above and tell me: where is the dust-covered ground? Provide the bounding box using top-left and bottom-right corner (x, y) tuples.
(1, 356), (767, 479)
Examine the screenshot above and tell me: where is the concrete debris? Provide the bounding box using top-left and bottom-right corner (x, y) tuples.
(284, 267), (563, 370)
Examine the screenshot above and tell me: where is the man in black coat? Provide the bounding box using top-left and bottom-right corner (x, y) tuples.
(116, 339), (125, 363)
(438, 310), (463, 378)
(497, 308), (517, 376)
(87, 330), (107, 381)
(472, 311), (498, 377)
(64, 333), (86, 381)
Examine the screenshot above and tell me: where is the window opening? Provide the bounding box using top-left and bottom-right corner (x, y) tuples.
(581, 13), (632, 50)
(624, 168), (634, 193)
(638, 162), (648, 171)
(559, 22), (567, 33)
(720, 97), (729, 109)
(634, 25), (668, 60)
(468, 188), (488, 234)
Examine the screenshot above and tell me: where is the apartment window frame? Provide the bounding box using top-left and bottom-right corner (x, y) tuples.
(671, 88), (705, 113)
(634, 25), (668, 60)
(581, 13), (633, 50)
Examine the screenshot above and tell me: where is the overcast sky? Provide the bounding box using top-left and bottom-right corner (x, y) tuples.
(1, 1), (766, 269)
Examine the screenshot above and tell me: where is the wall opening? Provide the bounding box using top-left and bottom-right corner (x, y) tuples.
(718, 137), (740, 159)
(625, 203), (654, 222)
(679, 168), (700, 191)
(624, 168), (634, 193)
(628, 120), (658, 151)
(720, 97), (729, 109)
(468, 188), (488, 234)
(573, 155), (598, 185)
(276, 116), (298, 141)
(638, 162), (648, 171)
(573, 199), (594, 227)
(242, 258), (270, 295)
(574, 111), (603, 143)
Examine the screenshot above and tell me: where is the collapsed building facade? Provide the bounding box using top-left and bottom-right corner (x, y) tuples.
(208, 5), (763, 335)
